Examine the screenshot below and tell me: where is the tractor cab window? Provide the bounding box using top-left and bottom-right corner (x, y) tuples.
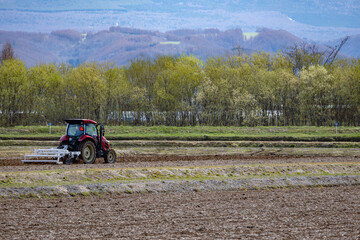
(85, 123), (98, 136)
(67, 124), (84, 137)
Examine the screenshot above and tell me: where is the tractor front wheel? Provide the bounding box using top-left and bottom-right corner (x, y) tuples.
(81, 141), (96, 164)
(104, 149), (116, 164)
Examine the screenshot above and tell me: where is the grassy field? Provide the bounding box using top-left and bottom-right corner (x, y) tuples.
(243, 32), (259, 40)
(0, 125), (359, 141)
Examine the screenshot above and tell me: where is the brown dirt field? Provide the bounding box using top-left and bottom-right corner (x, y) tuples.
(0, 155), (359, 172)
(1, 186), (359, 239)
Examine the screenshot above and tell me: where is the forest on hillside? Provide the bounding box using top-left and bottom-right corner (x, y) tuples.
(0, 45), (359, 127)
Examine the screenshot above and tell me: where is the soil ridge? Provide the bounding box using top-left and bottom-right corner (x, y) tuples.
(1, 175), (359, 198)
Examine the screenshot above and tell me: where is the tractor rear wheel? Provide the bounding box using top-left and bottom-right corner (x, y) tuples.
(81, 141), (96, 164)
(104, 149), (116, 164)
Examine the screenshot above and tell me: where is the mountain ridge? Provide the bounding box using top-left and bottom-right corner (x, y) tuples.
(0, 27), (358, 67)
(0, 1), (359, 42)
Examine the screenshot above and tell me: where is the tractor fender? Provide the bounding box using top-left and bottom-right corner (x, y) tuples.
(101, 136), (110, 151)
(59, 135), (69, 142)
(78, 135), (96, 145)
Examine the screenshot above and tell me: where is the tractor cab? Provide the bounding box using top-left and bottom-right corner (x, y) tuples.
(62, 120), (99, 150)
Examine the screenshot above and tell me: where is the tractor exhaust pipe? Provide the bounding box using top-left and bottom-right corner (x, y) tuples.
(98, 124), (104, 155)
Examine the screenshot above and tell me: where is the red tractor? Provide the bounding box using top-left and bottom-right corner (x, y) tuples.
(23, 119), (116, 164)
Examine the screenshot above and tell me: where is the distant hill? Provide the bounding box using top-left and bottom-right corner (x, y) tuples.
(244, 29), (303, 53)
(0, 27), (357, 67)
(0, 0), (359, 42)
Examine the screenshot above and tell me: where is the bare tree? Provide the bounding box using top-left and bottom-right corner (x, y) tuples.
(1, 42), (15, 63)
(284, 36), (349, 75)
(283, 42), (324, 76)
(232, 43), (244, 56)
(323, 36), (349, 65)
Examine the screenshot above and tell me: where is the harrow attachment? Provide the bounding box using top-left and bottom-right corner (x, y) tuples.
(23, 148), (81, 164)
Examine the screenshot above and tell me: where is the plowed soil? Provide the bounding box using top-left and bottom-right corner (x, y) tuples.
(1, 186), (359, 239)
(1, 144), (360, 239)
(1, 155), (359, 172)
